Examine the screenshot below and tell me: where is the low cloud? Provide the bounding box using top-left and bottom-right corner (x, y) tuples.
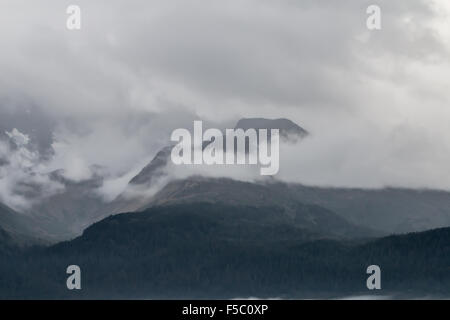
(0, 129), (64, 210)
(1, 0), (450, 208)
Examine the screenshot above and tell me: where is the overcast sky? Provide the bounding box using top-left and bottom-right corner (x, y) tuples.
(1, 0), (450, 209)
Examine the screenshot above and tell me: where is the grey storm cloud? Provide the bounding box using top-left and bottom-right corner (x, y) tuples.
(0, 0), (450, 209)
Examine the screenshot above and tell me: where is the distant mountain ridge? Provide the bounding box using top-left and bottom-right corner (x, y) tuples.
(23, 171), (107, 242)
(122, 176), (450, 236)
(0, 202), (44, 245)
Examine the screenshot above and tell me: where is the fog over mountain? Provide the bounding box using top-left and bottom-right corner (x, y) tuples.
(2, 1), (450, 301)
(1, 0), (450, 212)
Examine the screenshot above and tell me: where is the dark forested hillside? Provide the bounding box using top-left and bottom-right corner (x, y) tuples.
(0, 203), (449, 299)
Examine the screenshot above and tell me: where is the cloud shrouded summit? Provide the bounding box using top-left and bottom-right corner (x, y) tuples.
(1, 0), (450, 209)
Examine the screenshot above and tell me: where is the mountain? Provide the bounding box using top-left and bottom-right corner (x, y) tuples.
(106, 117), (310, 214)
(289, 185), (450, 234)
(109, 177), (374, 240)
(117, 174), (450, 236)
(131, 117), (308, 187)
(145, 177), (379, 238)
(9, 117), (310, 242)
(235, 118), (308, 142)
(23, 172), (450, 243)
(128, 146), (172, 186)
(2, 116), (449, 299)
(24, 172), (108, 242)
(0, 202), (44, 245)
(0, 203), (448, 299)
(11, 116), (450, 243)
(113, 117), (449, 236)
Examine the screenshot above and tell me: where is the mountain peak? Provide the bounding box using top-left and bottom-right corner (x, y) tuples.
(234, 118), (308, 141)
